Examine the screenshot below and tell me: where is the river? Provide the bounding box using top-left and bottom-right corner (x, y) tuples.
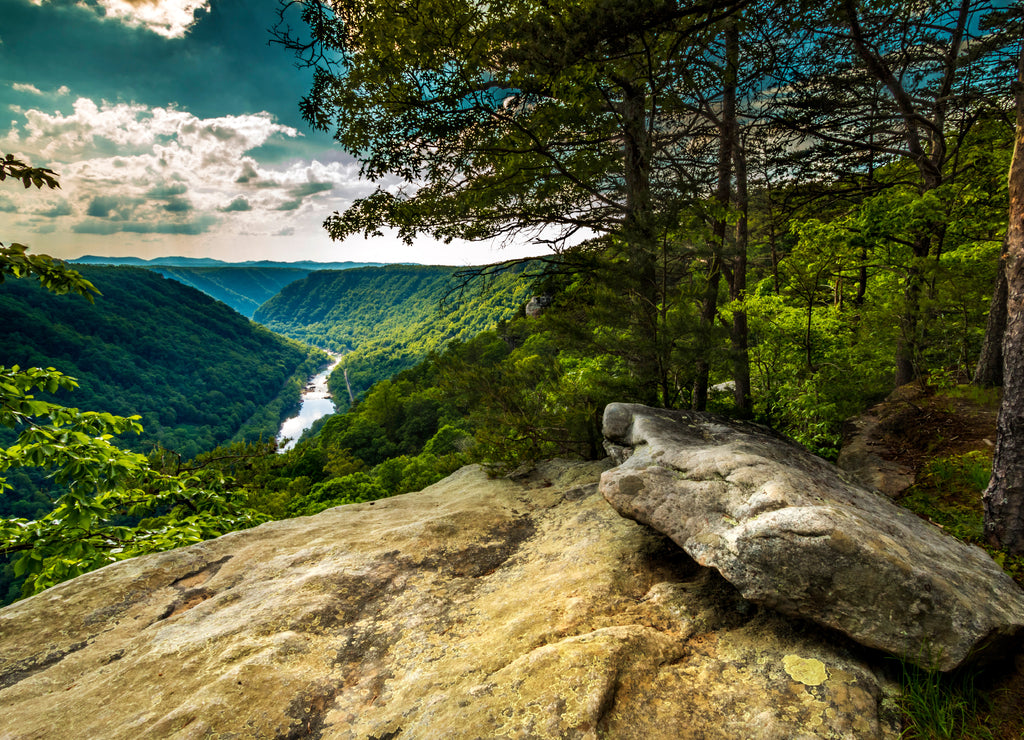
(276, 354), (343, 452)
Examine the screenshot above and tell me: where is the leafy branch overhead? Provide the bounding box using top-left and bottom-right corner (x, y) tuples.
(0, 153), (60, 191)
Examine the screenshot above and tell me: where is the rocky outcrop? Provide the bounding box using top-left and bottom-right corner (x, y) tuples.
(1, 461), (899, 739)
(600, 403), (1024, 672)
(525, 294), (553, 318)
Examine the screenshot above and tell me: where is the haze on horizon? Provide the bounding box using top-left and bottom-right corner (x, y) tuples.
(0, 0), (548, 266)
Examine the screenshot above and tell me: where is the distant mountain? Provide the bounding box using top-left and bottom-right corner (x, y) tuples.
(0, 265), (325, 466)
(71, 255), (385, 270)
(254, 262), (538, 405)
(72, 255), (223, 267)
(69, 256), (387, 318)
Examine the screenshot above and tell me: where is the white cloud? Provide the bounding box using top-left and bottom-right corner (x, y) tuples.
(99, 0), (210, 38)
(0, 96), (367, 241)
(11, 83), (72, 98)
(12, 83), (44, 96)
(28, 0), (210, 39)
(1, 96), (551, 265)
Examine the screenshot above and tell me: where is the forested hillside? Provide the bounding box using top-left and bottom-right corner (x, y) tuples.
(4, 0), (1024, 731)
(149, 266), (312, 318)
(0, 265), (324, 465)
(71, 256), (378, 270)
(253, 262), (539, 404)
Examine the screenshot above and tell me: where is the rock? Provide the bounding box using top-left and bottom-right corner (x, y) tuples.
(525, 294), (552, 318)
(1, 461), (899, 739)
(600, 403), (1024, 672)
(836, 410), (915, 497)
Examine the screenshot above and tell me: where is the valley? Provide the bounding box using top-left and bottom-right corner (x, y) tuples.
(70, 255), (383, 318)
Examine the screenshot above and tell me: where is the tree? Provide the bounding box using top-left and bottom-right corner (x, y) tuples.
(274, 0), (752, 406)
(769, 0), (1018, 385)
(984, 40), (1024, 554)
(975, 235), (1008, 386)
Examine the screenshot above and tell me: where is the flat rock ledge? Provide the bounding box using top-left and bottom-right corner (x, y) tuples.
(0, 461), (901, 739)
(600, 403), (1024, 672)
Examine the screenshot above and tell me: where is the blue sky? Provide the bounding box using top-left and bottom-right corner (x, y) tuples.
(0, 0), (543, 264)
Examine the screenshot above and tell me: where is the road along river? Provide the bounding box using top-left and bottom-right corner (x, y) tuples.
(276, 354), (343, 452)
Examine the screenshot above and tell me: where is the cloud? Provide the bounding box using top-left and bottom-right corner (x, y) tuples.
(162, 197), (192, 212)
(0, 96), (378, 254)
(28, 0), (211, 39)
(36, 198), (72, 218)
(99, 0), (210, 38)
(146, 182), (187, 198)
(86, 195), (135, 219)
(289, 181), (334, 198)
(72, 213), (218, 235)
(0, 195), (16, 213)
(12, 83), (44, 96)
(220, 196), (251, 212)
(6, 97), (301, 163)
(234, 160), (259, 184)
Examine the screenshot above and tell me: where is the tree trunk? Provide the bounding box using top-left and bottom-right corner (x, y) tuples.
(974, 235), (1009, 387)
(694, 23), (736, 411)
(727, 26), (752, 416)
(894, 260), (922, 387)
(984, 43), (1024, 554)
(620, 84), (660, 406)
(693, 258), (721, 412)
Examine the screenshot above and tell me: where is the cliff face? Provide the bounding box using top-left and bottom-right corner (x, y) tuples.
(0, 460), (899, 739)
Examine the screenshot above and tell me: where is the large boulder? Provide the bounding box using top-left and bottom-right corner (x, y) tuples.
(600, 403), (1024, 672)
(1, 461), (899, 739)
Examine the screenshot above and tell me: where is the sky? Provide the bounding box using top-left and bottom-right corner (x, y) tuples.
(0, 0), (547, 265)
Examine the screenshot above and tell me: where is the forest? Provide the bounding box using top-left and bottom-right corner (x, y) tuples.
(147, 265), (315, 318)
(0, 245), (327, 600)
(69, 257), (383, 318)
(0, 265), (325, 462)
(266, 0), (1023, 545)
(1, 0), (1019, 603)
(255, 262), (540, 404)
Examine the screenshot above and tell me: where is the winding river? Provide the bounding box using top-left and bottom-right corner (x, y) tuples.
(276, 354), (343, 452)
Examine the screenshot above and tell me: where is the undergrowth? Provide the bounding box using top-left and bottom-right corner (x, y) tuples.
(896, 660), (994, 740)
(898, 450), (1024, 589)
(895, 445), (1024, 739)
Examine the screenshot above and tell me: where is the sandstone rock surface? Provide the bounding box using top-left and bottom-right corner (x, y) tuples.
(600, 403), (1024, 672)
(1, 461), (898, 739)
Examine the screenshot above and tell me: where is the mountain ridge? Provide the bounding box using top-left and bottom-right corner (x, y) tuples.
(70, 255), (387, 270)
